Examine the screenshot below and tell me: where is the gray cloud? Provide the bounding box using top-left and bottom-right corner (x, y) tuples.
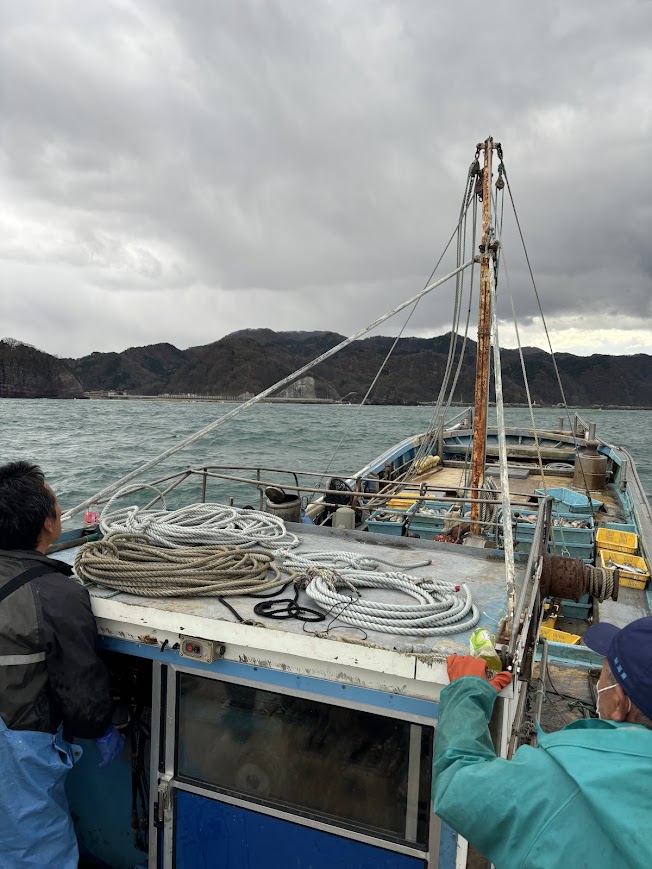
(0, 0), (650, 357)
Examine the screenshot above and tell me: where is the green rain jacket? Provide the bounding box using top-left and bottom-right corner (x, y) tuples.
(433, 677), (652, 869)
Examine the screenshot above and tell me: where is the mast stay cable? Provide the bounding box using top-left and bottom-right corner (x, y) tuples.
(311, 159), (481, 499)
(501, 158), (597, 514)
(403, 159), (480, 482)
(63, 259), (473, 520)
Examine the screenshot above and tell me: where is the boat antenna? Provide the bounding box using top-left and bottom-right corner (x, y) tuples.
(469, 137), (498, 536)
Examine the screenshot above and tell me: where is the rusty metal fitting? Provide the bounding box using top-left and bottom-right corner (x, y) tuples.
(540, 553), (587, 601)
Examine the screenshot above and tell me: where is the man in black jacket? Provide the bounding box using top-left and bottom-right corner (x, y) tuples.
(0, 460), (120, 868)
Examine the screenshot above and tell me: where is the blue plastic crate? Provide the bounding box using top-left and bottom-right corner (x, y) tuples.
(407, 501), (452, 538)
(512, 509), (541, 543)
(535, 487), (603, 514)
(603, 522), (637, 534)
(367, 503), (416, 537)
(517, 538), (594, 562)
(560, 598), (592, 619)
(549, 515), (594, 545)
(516, 539), (546, 559)
(548, 539), (594, 563)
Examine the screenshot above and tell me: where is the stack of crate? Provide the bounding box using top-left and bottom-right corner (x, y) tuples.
(513, 507), (595, 563)
(406, 500), (456, 539)
(367, 503), (417, 537)
(596, 527), (649, 589)
(548, 511), (595, 563)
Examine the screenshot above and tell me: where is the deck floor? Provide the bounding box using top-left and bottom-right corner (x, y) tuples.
(393, 465), (625, 519)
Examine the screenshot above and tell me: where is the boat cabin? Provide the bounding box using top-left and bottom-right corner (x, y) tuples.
(56, 523), (534, 869)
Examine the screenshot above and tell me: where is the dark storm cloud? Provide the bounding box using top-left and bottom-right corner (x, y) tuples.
(0, 0), (650, 356)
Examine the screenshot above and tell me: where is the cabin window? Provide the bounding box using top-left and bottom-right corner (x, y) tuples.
(176, 673), (433, 848)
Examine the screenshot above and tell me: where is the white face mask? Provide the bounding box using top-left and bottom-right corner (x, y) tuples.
(596, 683), (631, 719)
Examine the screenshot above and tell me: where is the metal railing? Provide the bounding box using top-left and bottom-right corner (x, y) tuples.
(82, 462), (554, 533)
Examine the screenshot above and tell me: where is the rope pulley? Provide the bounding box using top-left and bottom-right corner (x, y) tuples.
(475, 169), (484, 200)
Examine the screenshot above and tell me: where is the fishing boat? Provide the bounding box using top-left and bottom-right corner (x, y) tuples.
(50, 138), (650, 869)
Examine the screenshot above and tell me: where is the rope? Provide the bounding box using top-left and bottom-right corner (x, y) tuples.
(274, 551), (479, 636)
(74, 532), (288, 597)
(501, 161), (597, 516)
(585, 564), (615, 602)
(276, 550), (433, 572)
(405, 164), (479, 483)
(63, 259), (473, 522)
(311, 187), (479, 501)
(479, 477), (500, 525)
(100, 502), (300, 551)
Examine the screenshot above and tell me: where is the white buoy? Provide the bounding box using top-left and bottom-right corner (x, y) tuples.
(333, 506), (355, 530)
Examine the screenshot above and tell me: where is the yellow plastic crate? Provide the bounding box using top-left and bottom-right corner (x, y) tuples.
(386, 496), (418, 510)
(595, 527), (638, 555)
(540, 625), (581, 645)
(599, 549), (649, 589)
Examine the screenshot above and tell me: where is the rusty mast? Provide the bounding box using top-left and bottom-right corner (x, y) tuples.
(469, 137), (498, 536)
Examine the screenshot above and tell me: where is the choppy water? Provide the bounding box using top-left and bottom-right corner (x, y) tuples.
(1, 399), (650, 522)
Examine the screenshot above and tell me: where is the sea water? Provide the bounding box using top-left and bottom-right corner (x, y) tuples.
(1, 399), (650, 521)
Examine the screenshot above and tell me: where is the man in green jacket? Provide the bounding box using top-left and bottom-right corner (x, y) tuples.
(432, 617), (652, 868)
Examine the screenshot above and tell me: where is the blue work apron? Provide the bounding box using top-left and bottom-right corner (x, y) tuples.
(0, 715), (83, 868)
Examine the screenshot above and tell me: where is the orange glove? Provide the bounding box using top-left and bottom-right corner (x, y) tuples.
(447, 654), (512, 692)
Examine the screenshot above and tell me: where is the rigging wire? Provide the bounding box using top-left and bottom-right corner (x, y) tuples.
(487, 183), (562, 548)
(62, 258), (473, 521)
(489, 175), (573, 555)
(501, 161), (597, 513)
(311, 159), (481, 501)
(442, 188), (478, 421)
(405, 168), (479, 479)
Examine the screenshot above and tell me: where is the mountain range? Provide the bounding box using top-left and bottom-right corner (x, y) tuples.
(1, 331), (650, 407)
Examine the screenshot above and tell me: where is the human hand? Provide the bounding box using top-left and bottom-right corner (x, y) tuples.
(95, 725), (125, 768)
(447, 654), (512, 692)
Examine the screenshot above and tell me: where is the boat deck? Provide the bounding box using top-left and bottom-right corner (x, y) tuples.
(57, 523), (524, 660)
(396, 465), (625, 520)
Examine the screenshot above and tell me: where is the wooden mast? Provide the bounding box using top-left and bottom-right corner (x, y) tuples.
(469, 137), (495, 536)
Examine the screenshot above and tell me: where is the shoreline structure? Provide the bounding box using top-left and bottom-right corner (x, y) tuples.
(80, 392), (652, 410)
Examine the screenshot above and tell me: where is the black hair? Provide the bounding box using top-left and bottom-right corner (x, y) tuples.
(0, 461), (57, 550)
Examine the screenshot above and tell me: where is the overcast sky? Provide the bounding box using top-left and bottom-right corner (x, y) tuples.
(1, 0), (650, 359)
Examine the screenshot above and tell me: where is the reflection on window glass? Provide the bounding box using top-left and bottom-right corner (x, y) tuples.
(177, 674), (432, 846)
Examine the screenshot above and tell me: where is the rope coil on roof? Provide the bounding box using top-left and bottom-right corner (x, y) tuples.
(100, 502), (300, 551)
(276, 551), (480, 636)
(74, 532), (289, 597)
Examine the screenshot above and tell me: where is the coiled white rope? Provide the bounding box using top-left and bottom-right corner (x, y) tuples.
(276, 550), (433, 572)
(100, 502), (300, 551)
(278, 552), (479, 636)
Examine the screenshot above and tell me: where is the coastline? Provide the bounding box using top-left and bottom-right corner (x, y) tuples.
(82, 393), (652, 410)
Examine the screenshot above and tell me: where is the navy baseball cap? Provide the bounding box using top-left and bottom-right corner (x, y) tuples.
(584, 617), (652, 719)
